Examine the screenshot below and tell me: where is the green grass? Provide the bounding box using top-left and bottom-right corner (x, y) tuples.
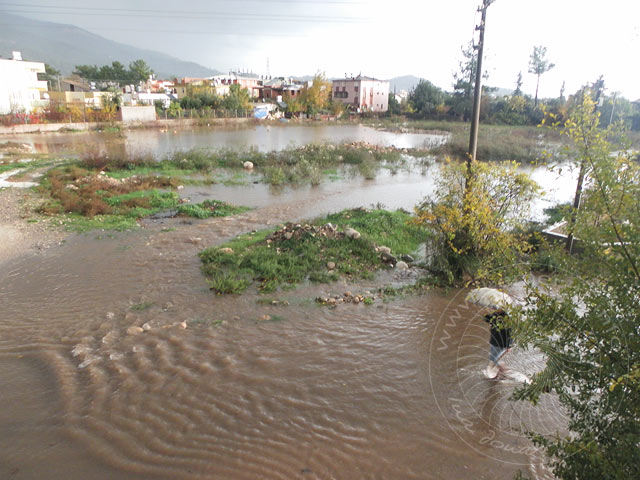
(0, 163), (27, 174)
(176, 200), (250, 219)
(61, 213), (140, 232)
(324, 208), (426, 254)
(130, 301), (154, 311)
(199, 208), (429, 294)
(78, 143), (409, 187)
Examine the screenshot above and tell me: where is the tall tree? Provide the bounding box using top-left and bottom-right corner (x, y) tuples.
(223, 84), (251, 111)
(449, 41), (479, 121)
(128, 59), (154, 83)
(528, 45), (555, 106)
(409, 79), (445, 117)
(514, 71), (523, 96)
(301, 72), (331, 115)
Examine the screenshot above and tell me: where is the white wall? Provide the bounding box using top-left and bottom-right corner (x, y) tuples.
(119, 106), (157, 123)
(0, 58), (47, 114)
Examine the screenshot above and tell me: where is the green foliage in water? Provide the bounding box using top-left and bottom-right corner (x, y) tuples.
(199, 208), (428, 294)
(77, 143), (408, 187)
(176, 200), (249, 219)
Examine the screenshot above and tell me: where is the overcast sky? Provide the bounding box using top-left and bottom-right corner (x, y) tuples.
(5, 0), (640, 99)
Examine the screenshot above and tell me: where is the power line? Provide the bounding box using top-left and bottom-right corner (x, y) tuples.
(0, 4), (370, 23)
(0, 23), (309, 38)
(0, 0), (365, 6)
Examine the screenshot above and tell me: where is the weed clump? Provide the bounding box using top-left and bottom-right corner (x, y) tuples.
(176, 200), (249, 219)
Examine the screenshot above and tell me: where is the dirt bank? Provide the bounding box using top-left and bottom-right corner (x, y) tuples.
(0, 188), (66, 264)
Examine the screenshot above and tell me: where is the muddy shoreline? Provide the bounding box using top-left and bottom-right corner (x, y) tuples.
(0, 188), (67, 265)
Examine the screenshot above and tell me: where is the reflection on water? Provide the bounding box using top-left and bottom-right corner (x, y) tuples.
(0, 125), (569, 478)
(11, 124), (447, 157)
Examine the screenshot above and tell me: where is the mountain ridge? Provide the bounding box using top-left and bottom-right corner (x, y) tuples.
(0, 12), (221, 79)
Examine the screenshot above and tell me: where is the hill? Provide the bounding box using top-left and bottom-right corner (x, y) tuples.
(388, 75), (422, 93)
(0, 12), (220, 79)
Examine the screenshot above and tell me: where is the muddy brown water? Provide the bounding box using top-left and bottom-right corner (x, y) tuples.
(1, 126), (568, 479)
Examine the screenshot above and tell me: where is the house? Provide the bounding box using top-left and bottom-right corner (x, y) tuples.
(137, 92), (171, 109)
(60, 75), (92, 93)
(226, 72), (263, 98)
(262, 77), (303, 101)
(332, 75), (389, 113)
(0, 51), (48, 114)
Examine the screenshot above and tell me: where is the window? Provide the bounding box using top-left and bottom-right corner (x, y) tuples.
(354, 86), (359, 92)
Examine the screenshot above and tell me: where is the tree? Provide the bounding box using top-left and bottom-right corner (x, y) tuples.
(38, 64), (61, 91)
(388, 91), (402, 115)
(514, 71), (523, 96)
(73, 59), (154, 85)
(514, 95), (640, 479)
(448, 41), (488, 121)
(414, 160), (539, 284)
(223, 83), (251, 111)
(408, 79), (445, 118)
(128, 59), (153, 83)
(528, 45), (555, 107)
(300, 72), (331, 115)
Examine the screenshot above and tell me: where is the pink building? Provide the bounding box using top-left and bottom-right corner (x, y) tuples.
(332, 75), (389, 113)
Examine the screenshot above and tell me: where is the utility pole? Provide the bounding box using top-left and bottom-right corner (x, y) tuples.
(467, 0), (494, 172)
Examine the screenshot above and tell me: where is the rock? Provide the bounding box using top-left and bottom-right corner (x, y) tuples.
(284, 232), (293, 240)
(260, 314), (272, 321)
(327, 261), (336, 270)
(353, 296), (360, 304)
(243, 161), (254, 169)
(396, 261), (409, 270)
(219, 247), (234, 254)
(177, 185), (184, 190)
(179, 321), (188, 329)
(105, 312), (115, 320)
(142, 322), (152, 331)
(380, 252), (397, 265)
(400, 254), (415, 263)
(344, 228), (361, 239)
(127, 326), (144, 335)
(378, 246), (391, 255)
(187, 237), (202, 244)
(344, 291), (352, 297)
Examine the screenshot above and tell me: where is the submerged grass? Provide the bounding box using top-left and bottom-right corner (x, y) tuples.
(176, 200), (250, 219)
(77, 143), (408, 187)
(37, 163), (249, 231)
(199, 208), (429, 294)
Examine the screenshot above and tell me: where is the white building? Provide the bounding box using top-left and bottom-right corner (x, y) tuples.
(332, 75), (389, 113)
(0, 51), (48, 114)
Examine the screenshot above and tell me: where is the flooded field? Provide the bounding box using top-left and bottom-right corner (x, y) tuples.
(0, 125), (567, 479)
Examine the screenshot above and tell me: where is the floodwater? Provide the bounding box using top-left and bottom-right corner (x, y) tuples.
(0, 125), (569, 479)
(10, 123), (446, 156)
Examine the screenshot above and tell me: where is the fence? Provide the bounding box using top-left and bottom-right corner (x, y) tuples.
(158, 108), (253, 120)
(1, 106), (254, 126)
(0, 102), (116, 126)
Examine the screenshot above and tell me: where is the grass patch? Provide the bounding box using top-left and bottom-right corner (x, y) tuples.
(177, 200), (250, 219)
(77, 143), (408, 187)
(36, 161), (248, 231)
(0, 163), (27, 174)
(61, 213), (139, 232)
(432, 124), (563, 162)
(199, 208), (428, 294)
(130, 301), (154, 311)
